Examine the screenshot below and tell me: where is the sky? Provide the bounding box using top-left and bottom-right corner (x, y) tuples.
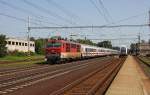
(0, 0), (150, 47)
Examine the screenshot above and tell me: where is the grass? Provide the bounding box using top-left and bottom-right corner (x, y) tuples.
(138, 56), (150, 77)
(0, 55), (44, 62)
(139, 56), (150, 65)
(0, 55), (45, 68)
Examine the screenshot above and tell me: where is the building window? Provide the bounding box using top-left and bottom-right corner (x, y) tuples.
(25, 43), (27, 46)
(16, 42), (18, 45)
(12, 42), (15, 45)
(22, 43), (24, 46)
(8, 41), (11, 45)
(19, 42), (21, 46)
(30, 44), (32, 47)
(33, 44), (35, 47)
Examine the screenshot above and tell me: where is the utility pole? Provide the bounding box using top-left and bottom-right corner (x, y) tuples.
(137, 32), (140, 55)
(149, 10), (150, 30)
(148, 10), (150, 54)
(84, 36), (87, 40)
(138, 32), (140, 44)
(27, 16), (30, 56)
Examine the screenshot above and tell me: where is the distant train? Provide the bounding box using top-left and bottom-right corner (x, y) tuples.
(45, 38), (119, 63)
(119, 46), (128, 56)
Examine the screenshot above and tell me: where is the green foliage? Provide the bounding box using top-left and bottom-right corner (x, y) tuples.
(76, 39), (96, 46)
(97, 41), (112, 48)
(30, 37), (35, 41)
(8, 50), (35, 56)
(0, 55), (44, 62)
(0, 34), (7, 57)
(35, 38), (47, 54)
(130, 43), (139, 55)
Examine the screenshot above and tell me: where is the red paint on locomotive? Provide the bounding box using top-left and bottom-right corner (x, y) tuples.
(45, 39), (81, 63)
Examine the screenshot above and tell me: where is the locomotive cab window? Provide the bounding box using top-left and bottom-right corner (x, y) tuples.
(71, 44), (76, 48)
(47, 42), (61, 47)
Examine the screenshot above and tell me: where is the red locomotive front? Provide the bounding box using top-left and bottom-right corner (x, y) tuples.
(45, 38), (81, 63)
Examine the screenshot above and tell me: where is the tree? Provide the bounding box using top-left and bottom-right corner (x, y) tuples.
(30, 37), (35, 41)
(0, 35), (7, 57)
(130, 43), (139, 55)
(35, 38), (47, 54)
(97, 41), (112, 48)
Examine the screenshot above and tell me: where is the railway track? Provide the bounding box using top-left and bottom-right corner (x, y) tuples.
(0, 57), (109, 76)
(0, 65), (49, 75)
(0, 57), (109, 81)
(0, 57), (111, 95)
(51, 57), (126, 95)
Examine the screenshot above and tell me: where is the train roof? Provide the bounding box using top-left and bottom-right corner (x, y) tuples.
(80, 44), (118, 51)
(48, 39), (119, 51)
(48, 39), (81, 45)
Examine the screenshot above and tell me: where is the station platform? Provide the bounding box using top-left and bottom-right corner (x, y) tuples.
(105, 55), (150, 95)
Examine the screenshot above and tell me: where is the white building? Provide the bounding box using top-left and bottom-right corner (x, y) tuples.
(6, 38), (35, 52)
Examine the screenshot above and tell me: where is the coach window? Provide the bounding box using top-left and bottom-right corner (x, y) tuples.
(93, 49), (96, 52)
(85, 48), (88, 52)
(8, 41), (11, 45)
(19, 42), (21, 46)
(12, 42), (15, 45)
(22, 43), (24, 46)
(16, 42), (18, 45)
(25, 43), (27, 46)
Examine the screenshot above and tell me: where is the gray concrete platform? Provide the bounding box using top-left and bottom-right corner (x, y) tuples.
(105, 56), (149, 95)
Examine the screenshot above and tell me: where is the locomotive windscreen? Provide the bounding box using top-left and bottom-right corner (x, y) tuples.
(121, 47), (126, 52)
(47, 42), (61, 47)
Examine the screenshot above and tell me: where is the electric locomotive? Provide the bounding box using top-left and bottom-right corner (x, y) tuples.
(45, 37), (81, 63)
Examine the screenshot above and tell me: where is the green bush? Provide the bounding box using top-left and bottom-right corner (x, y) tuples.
(0, 35), (7, 57)
(8, 50), (36, 56)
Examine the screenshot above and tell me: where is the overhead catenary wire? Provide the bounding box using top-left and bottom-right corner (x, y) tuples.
(112, 12), (147, 25)
(98, 0), (113, 22)
(45, 0), (79, 20)
(0, 0), (64, 26)
(23, 0), (77, 25)
(0, 12), (42, 26)
(29, 24), (149, 30)
(97, 0), (122, 43)
(89, 0), (110, 23)
(46, 0), (92, 25)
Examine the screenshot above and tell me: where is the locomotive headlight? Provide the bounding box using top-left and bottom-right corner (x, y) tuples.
(61, 54), (64, 58)
(45, 58), (47, 61)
